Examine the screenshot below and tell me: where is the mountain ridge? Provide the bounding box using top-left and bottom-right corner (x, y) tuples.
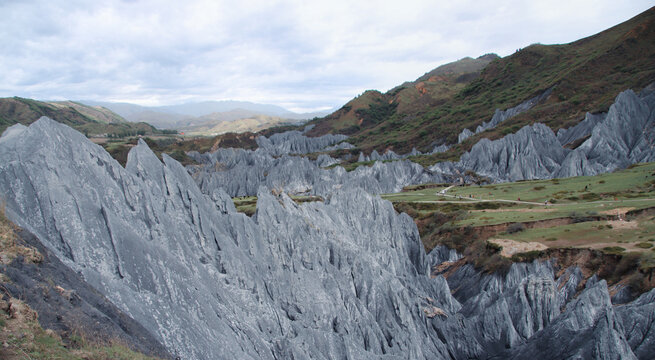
(301, 6), (655, 157)
(81, 99), (331, 130)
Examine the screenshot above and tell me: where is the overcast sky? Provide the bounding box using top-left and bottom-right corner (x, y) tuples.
(1, 1), (652, 112)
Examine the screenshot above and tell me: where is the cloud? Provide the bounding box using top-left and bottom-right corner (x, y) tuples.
(0, 0), (652, 112)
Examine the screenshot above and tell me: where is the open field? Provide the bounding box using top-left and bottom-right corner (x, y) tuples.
(383, 162), (655, 282)
(382, 162), (655, 226)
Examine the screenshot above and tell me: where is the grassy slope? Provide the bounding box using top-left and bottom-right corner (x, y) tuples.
(302, 7), (655, 158)
(304, 55), (499, 153)
(0, 97), (159, 136)
(49, 100), (127, 124)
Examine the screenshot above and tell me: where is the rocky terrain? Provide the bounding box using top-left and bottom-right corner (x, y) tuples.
(186, 83), (654, 199)
(1, 117), (655, 359)
(188, 144), (451, 197)
(431, 85), (655, 182)
(456, 88), (553, 144)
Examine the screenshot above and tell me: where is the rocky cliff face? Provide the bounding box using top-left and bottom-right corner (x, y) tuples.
(2, 117), (654, 359)
(255, 130), (349, 155)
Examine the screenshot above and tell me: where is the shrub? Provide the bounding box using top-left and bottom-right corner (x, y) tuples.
(486, 241), (503, 252)
(636, 242), (653, 249)
(602, 246), (626, 254)
(511, 250), (545, 263)
(615, 252), (641, 276)
(506, 222), (525, 234)
(533, 186), (545, 191)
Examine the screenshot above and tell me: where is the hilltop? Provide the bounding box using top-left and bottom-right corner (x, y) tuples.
(302, 7), (655, 157)
(0, 97), (160, 137)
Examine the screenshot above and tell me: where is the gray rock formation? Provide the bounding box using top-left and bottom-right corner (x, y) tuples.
(430, 144), (450, 154)
(322, 141), (355, 151)
(558, 88), (655, 177)
(315, 154), (340, 167)
(457, 128), (475, 143)
(357, 149), (403, 162)
(190, 147), (449, 197)
(616, 289), (655, 359)
(256, 130), (348, 155)
(557, 112), (607, 146)
(1, 117), (653, 359)
(458, 123), (567, 182)
(1, 226), (173, 359)
(433, 86), (655, 182)
(502, 280), (636, 359)
(1, 117), (452, 359)
(457, 88), (553, 143)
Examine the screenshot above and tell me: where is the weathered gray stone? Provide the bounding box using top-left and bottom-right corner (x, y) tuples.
(616, 289), (655, 359)
(457, 88), (553, 144)
(503, 280), (636, 359)
(256, 130), (348, 155)
(2, 116), (653, 360)
(457, 123), (567, 182)
(557, 112), (607, 146)
(191, 147), (450, 197)
(315, 154), (340, 167)
(0, 118), (455, 359)
(433, 86), (655, 183)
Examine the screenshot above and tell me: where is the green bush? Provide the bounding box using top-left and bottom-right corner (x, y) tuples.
(602, 246), (626, 254)
(511, 250), (545, 263)
(507, 222), (525, 234)
(636, 242), (653, 249)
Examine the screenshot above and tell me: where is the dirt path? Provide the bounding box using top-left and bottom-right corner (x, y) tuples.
(488, 238), (548, 257)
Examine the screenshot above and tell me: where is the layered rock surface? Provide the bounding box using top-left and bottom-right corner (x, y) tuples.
(1, 117), (653, 359)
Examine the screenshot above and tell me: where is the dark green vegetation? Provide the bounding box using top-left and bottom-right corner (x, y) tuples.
(302, 7), (655, 159)
(0, 97), (162, 137)
(384, 162), (655, 292)
(0, 207), (163, 360)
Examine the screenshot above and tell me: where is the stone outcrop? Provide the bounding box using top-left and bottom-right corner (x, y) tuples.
(1, 226), (173, 359)
(457, 88), (553, 143)
(458, 123), (567, 182)
(357, 149), (402, 162)
(1, 117), (653, 359)
(255, 130), (348, 155)
(434, 86), (655, 182)
(557, 112), (607, 146)
(190, 147), (449, 197)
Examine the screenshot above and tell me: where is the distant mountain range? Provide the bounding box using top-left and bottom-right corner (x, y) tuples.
(0, 97), (158, 136)
(80, 100), (332, 134)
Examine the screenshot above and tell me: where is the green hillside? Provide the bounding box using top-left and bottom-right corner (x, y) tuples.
(0, 97), (160, 137)
(304, 7), (655, 158)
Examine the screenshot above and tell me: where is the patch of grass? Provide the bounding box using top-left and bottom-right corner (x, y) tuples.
(0, 298), (163, 360)
(602, 246), (626, 254)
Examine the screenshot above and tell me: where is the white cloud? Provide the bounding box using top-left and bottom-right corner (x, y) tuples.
(0, 0), (652, 112)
